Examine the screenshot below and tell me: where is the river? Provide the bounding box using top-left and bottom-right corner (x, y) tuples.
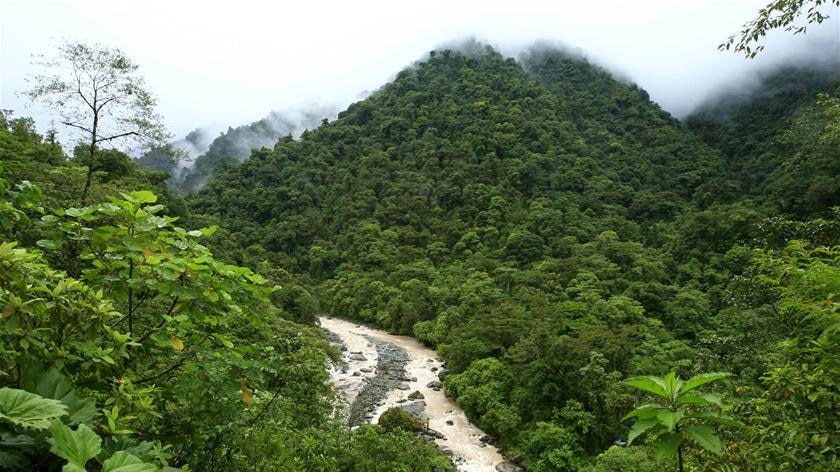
(319, 316), (507, 472)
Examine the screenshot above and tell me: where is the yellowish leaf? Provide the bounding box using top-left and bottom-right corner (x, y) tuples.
(241, 380), (253, 405)
(143, 247), (152, 259)
(170, 337), (184, 351)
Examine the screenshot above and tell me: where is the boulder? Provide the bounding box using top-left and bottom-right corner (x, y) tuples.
(348, 353), (367, 361)
(496, 462), (523, 472)
(407, 390), (425, 400)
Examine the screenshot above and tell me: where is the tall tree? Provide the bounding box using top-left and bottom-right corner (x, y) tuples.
(22, 41), (170, 202)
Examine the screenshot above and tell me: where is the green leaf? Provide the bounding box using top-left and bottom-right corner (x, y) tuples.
(47, 421), (101, 470)
(653, 432), (681, 461)
(37, 239), (63, 250)
(23, 367), (97, 425)
(627, 417), (659, 445)
(685, 424), (723, 455)
(122, 191), (157, 205)
(624, 376), (667, 399)
(620, 404), (664, 422)
(692, 411), (742, 427)
(681, 372), (730, 394)
(677, 393), (722, 406)
(662, 371), (683, 399)
(101, 451), (158, 472)
(0, 388), (68, 430)
(656, 410), (684, 432)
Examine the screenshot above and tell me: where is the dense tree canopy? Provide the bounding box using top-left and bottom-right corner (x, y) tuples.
(186, 43), (840, 470)
(4, 39), (840, 471)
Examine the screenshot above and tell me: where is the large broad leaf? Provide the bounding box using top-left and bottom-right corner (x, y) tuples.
(620, 403), (666, 422)
(0, 387), (68, 430)
(681, 372), (730, 394)
(47, 421), (102, 471)
(656, 409), (684, 432)
(692, 411), (742, 427)
(121, 191), (157, 206)
(627, 417), (660, 445)
(685, 424), (723, 455)
(101, 451), (158, 472)
(23, 367), (98, 425)
(624, 376), (667, 399)
(653, 432), (682, 461)
(677, 393), (722, 406)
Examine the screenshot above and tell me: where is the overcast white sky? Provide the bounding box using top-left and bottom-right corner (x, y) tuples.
(2, 0), (839, 140)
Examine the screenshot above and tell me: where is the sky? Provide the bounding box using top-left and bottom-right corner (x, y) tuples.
(2, 0), (839, 142)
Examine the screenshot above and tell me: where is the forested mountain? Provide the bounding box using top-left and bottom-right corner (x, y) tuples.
(0, 113), (454, 470)
(3, 39), (839, 472)
(686, 64), (840, 215)
(138, 110), (331, 194)
(184, 43), (840, 470)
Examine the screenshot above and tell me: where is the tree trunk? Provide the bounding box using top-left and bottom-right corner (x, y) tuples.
(81, 104), (99, 204)
(677, 445), (684, 472)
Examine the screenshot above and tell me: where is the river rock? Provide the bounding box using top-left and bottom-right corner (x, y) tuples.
(496, 462), (523, 472)
(348, 353), (367, 361)
(446, 419), (454, 426)
(401, 402), (428, 420)
(426, 380), (442, 389)
(352, 371), (361, 376)
(396, 383), (410, 390)
(360, 367), (372, 373)
(408, 390), (425, 400)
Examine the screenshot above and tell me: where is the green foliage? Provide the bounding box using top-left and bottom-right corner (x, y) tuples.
(183, 45), (840, 469)
(378, 407), (425, 432)
(720, 0), (840, 57)
(0, 388), (67, 430)
(47, 421), (102, 471)
(8, 37), (840, 472)
(585, 446), (660, 472)
(623, 371), (737, 469)
(739, 242), (840, 470)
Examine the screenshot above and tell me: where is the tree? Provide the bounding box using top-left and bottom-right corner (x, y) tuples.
(22, 41), (169, 202)
(720, 0), (840, 57)
(622, 371), (739, 472)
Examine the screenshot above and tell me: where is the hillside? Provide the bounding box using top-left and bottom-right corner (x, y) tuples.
(187, 44), (735, 469)
(4, 40), (838, 471)
(138, 109), (331, 193)
(185, 44), (840, 470)
(686, 64), (840, 215)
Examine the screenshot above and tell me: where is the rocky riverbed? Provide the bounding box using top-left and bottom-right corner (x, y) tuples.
(320, 316), (512, 472)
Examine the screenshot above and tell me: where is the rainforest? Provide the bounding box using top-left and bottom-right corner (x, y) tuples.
(1, 3), (839, 472)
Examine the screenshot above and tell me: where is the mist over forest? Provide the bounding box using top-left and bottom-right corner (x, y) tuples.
(2, 1), (840, 471)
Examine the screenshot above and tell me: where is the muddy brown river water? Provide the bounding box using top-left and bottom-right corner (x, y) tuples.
(319, 316), (506, 472)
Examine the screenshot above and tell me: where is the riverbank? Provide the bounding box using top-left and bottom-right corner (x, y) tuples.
(319, 316), (506, 472)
